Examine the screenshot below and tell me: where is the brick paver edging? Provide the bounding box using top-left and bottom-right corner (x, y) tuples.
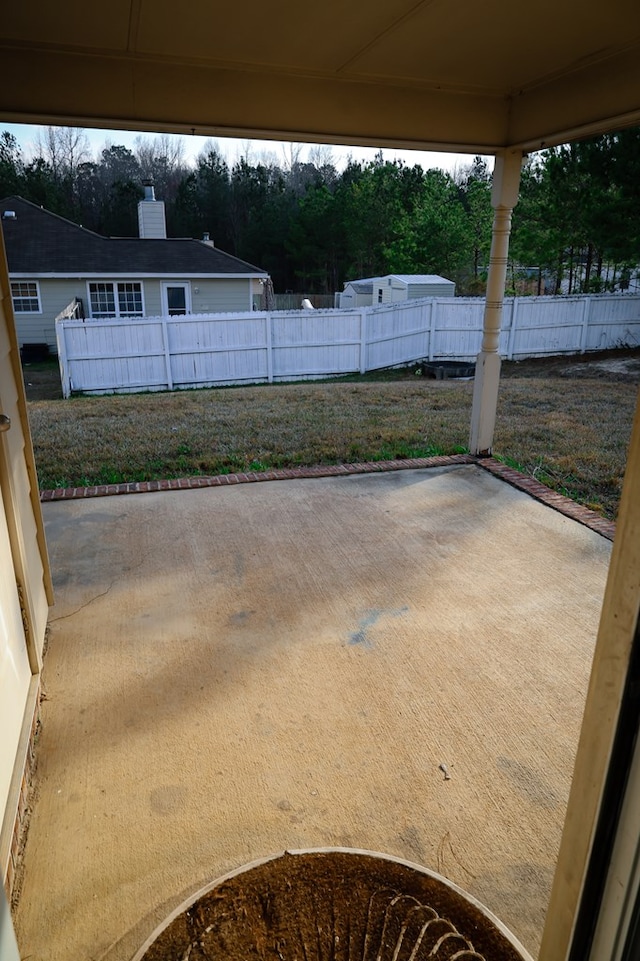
(477, 457), (616, 541)
(39, 454), (475, 502)
(39, 453), (616, 541)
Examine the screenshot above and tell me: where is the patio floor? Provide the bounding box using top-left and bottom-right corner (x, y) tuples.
(13, 463), (612, 960)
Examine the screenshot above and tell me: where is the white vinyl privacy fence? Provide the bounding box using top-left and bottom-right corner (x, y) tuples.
(56, 294), (640, 397)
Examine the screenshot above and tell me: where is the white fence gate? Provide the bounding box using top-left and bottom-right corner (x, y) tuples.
(55, 294), (640, 397)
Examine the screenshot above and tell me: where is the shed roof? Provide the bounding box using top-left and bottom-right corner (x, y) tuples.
(345, 282), (374, 294)
(344, 277), (380, 288)
(1, 197), (268, 276)
(345, 274), (454, 290)
(389, 275), (455, 285)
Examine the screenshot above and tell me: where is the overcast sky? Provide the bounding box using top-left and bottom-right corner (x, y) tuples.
(2, 122), (492, 175)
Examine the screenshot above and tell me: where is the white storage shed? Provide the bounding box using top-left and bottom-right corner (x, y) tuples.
(339, 279), (375, 308)
(340, 274), (455, 307)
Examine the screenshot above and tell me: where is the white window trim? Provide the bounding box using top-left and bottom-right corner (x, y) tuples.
(161, 282), (192, 316)
(86, 280), (146, 319)
(10, 280), (42, 314)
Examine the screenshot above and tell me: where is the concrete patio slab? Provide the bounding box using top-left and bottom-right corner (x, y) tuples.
(13, 464), (611, 960)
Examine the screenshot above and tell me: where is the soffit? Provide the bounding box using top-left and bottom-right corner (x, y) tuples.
(1, 0), (639, 153)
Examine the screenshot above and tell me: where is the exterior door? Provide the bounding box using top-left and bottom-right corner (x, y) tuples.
(0, 216), (51, 886)
(0, 480), (30, 819)
(162, 283), (191, 316)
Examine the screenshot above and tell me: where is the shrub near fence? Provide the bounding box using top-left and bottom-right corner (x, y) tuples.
(55, 294), (640, 397)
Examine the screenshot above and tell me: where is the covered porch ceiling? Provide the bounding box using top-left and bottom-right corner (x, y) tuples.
(1, 0), (639, 155)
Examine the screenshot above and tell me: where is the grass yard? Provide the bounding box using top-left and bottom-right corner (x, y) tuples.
(24, 351), (639, 519)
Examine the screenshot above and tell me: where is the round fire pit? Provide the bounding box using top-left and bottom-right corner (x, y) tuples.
(133, 849), (533, 961)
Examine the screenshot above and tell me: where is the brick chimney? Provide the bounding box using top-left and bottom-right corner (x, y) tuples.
(137, 179), (167, 239)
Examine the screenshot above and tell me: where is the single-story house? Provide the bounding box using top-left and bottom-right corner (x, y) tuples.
(1, 191), (269, 353)
(340, 274), (455, 308)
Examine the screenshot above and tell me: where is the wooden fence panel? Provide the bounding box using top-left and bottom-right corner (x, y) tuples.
(508, 296), (585, 357)
(59, 319), (169, 395)
(270, 310), (361, 379)
(431, 299), (485, 359)
(55, 294), (640, 396)
(365, 302), (430, 370)
(582, 296), (640, 351)
(166, 314), (269, 388)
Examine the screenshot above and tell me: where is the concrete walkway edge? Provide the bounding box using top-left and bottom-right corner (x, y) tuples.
(39, 455), (616, 541)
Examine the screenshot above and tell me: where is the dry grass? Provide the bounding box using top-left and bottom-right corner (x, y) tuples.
(494, 380), (634, 517)
(27, 378), (471, 484)
(25, 353), (639, 519)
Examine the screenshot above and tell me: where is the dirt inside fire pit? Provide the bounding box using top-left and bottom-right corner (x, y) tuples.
(137, 850), (530, 961)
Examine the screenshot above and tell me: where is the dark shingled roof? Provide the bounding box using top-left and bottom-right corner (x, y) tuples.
(0, 197), (268, 276)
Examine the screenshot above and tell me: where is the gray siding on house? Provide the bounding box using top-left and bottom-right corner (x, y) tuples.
(14, 278), (85, 350)
(191, 279), (252, 313)
(13, 276), (255, 351)
(139, 281), (162, 317)
(143, 278), (252, 316)
(111, 278), (253, 318)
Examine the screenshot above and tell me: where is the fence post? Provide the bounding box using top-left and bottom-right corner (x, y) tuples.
(579, 297), (592, 353)
(161, 318), (174, 390)
(360, 310), (367, 374)
(429, 301), (437, 361)
(55, 320), (71, 399)
(506, 298), (519, 360)
(266, 312), (274, 383)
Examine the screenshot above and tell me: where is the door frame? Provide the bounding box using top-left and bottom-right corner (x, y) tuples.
(161, 282), (191, 316)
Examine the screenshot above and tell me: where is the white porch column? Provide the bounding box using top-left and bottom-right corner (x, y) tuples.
(469, 149), (523, 455)
(538, 388), (640, 960)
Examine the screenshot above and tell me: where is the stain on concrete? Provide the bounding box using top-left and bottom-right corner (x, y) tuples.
(472, 860), (553, 946)
(44, 510), (127, 537)
(348, 607), (409, 648)
(254, 712), (274, 736)
(234, 553), (245, 583)
(229, 610), (255, 626)
(149, 785), (187, 816)
(497, 756), (560, 809)
(348, 610), (381, 647)
(397, 824), (427, 863)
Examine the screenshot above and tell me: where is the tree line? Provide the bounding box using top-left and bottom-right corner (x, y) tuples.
(1, 126), (639, 296)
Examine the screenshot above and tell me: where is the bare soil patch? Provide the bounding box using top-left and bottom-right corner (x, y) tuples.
(21, 359), (63, 401)
(499, 347), (640, 383)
